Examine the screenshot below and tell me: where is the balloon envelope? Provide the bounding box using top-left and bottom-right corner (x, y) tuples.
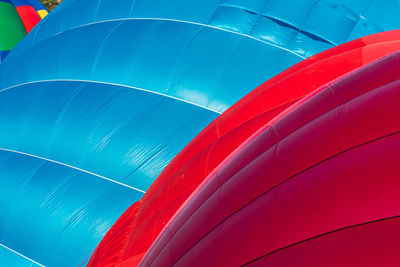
(140, 46), (400, 267)
(89, 30), (400, 266)
(1, 0), (400, 266)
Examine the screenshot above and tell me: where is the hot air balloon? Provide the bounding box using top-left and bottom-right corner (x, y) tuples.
(139, 50), (400, 266)
(88, 30), (400, 266)
(1, 0), (400, 266)
(0, 0), (47, 61)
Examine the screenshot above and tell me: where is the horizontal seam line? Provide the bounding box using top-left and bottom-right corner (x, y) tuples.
(243, 214), (400, 265)
(0, 242), (45, 267)
(0, 147), (146, 193)
(30, 17), (306, 59)
(0, 79), (222, 115)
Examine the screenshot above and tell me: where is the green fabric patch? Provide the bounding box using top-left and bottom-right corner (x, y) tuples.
(0, 2), (26, 51)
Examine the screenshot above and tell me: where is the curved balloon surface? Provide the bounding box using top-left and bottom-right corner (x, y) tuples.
(15, 0), (400, 58)
(1, 0), (400, 266)
(0, 0), (47, 61)
(0, 0), (295, 265)
(6, 0), (400, 108)
(140, 47), (400, 267)
(88, 30), (400, 266)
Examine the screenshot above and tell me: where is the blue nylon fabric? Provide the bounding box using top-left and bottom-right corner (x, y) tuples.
(0, 148), (143, 267)
(10, 0), (31, 7)
(0, 80), (216, 266)
(10, 0), (400, 59)
(0, 19), (303, 112)
(0, 80), (217, 191)
(1, 0), (400, 266)
(26, 0), (45, 11)
(8, 0), (45, 10)
(0, 51), (9, 63)
(0, 244), (41, 267)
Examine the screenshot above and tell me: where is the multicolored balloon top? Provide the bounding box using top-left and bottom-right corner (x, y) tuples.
(0, 0), (47, 61)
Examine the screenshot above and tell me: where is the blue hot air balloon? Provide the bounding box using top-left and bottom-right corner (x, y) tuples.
(1, 0), (400, 266)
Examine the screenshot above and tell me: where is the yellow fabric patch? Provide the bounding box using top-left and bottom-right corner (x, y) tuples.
(37, 10), (48, 19)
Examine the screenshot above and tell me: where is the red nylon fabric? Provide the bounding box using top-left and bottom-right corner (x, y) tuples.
(246, 216), (400, 267)
(141, 51), (400, 266)
(88, 30), (400, 267)
(16, 5), (41, 33)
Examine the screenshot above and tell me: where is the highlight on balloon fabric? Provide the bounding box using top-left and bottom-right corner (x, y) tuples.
(0, 0), (400, 266)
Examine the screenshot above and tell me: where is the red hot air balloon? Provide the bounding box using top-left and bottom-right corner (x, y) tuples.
(88, 30), (400, 266)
